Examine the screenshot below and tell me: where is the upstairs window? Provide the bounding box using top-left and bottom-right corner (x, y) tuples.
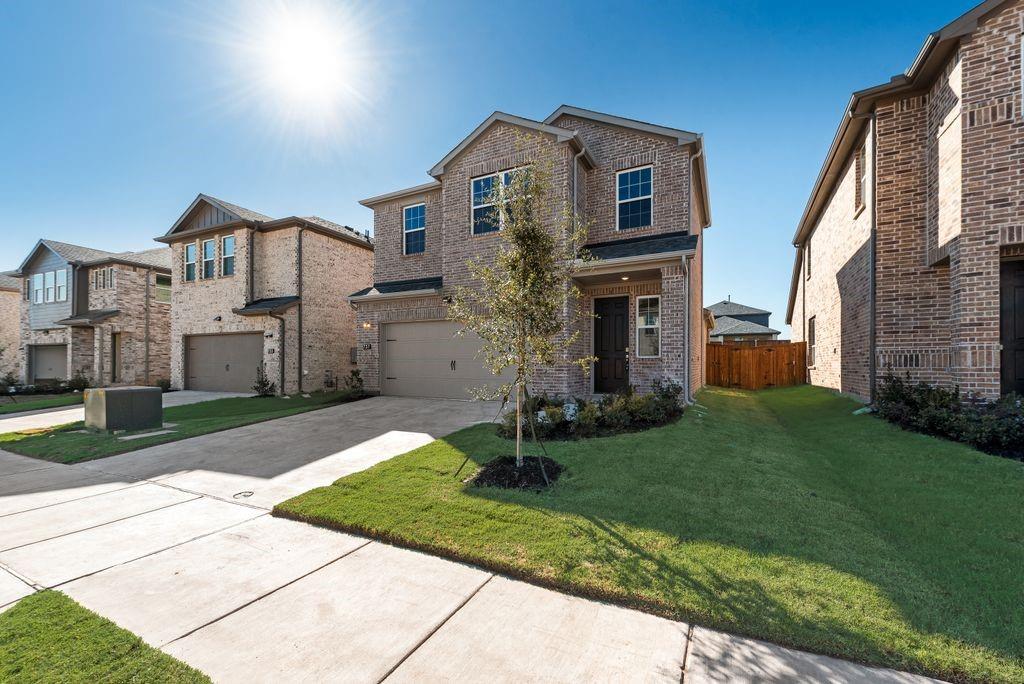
(184, 243), (197, 282)
(471, 169), (523, 235)
(403, 204), (426, 254)
(44, 271), (55, 303)
(221, 236), (235, 276)
(32, 273), (43, 304)
(202, 239), (216, 279)
(155, 274), (171, 303)
(55, 269), (67, 301)
(617, 166), (652, 230)
(636, 295), (661, 357)
(93, 267), (114, 289)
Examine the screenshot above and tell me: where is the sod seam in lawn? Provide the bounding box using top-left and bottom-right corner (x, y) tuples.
(274, 386), (1024, 683)
(0, 394), (83, 415)
(0, 392), (363, 464)
(0, 590), (208, 683)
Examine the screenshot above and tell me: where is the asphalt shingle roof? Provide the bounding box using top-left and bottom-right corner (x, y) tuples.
(41, 240), (117, 264)
(350, 276), (443, 298)
(233, 296), (301, 316)
(584, 231), (697, 261)
(301, 216), (373, 245)
(707, 300), (771, 317)
(0, 272), (20, 291)
(55, 309), (120, 326)
(711, 315), (780, 337)
(204, 195), (273, 222)
(113, 247), (172, 269)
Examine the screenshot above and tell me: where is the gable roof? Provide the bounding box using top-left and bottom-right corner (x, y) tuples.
(786, 0), (1008, 324)
(544, 105), (700, 145)
(428, 111), (596, 178)
(711, 316), (780, 337)
(108, 247), (172, 270)
(13, 239), (117, 275)
(359, 180), (442, 208)
(707, 300), (770, 317)
(165, 193), (273, 237)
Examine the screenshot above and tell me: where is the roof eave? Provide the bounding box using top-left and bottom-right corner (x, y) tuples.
(347, 287), (442, 303)
(359, 181), (442, 208)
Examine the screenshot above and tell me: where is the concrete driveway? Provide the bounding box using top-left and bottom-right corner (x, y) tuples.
(0, 390), (251, 434)
(0, 397), (935, 682)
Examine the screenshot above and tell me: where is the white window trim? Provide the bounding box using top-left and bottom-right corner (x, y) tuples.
(32, 273), (44, 304)
(154, 273), (172, 304)
(615, 164), (654, 232)
(402, 203), (426, 255)
(44, 271), (55, 303)
(201, 239), (216, 279)
(55, 268), (67, 302)
(221, 235), (235, 275)
(636, 294), (661, 359)
(469, 167), (526, 235)
(184, 243), (197, 282)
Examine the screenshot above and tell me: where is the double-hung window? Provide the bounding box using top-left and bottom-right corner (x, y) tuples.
(471, 169), (524, 235)
(32, 273), (44, 304)
(636, 295), (661, 358)
(55, 269), (67, 301)
(221, 236), (235, 276)
(184, 244), (197, 282)
(403, 204), (426, 254)
(44, 271), (55, 303)
(202, 239), (216, 279)
(617, 166), (652, 230)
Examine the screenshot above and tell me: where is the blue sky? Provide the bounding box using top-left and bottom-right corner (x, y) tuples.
(0, 0), (971, 334)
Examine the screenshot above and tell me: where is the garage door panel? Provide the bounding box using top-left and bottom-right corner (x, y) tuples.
(32, 345), (68, 382)
(186, 334), (263, 393)
(382, 322), (514, 400)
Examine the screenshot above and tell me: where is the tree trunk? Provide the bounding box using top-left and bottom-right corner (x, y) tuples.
(515, 381), (523, 468)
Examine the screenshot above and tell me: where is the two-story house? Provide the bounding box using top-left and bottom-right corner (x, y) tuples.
(352, 106), (711, 400)
(787, 0), (1024, 401)
(0, 272), (20, 379)
(708, 299), (780, 342)
(156, 194), (374, 394)
(12, 240), (172, 386)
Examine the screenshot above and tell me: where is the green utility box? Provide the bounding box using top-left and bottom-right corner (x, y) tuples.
(84, 386), (162, 432)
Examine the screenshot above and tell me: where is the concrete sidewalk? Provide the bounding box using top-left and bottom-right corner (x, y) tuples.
(0, 399), (939, 682)
(0, 390), (250, 434)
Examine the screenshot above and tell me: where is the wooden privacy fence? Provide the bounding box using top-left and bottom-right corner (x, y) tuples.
(706, 342), (807, 391)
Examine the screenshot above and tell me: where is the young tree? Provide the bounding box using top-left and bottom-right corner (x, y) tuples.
(449, 134), (593, 468)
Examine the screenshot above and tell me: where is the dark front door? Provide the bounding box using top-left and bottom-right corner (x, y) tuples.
(594, 296), (629, 393)
(1001, 260), (1024, 395)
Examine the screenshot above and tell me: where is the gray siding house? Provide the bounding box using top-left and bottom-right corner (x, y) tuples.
(12, 240), (173, 386)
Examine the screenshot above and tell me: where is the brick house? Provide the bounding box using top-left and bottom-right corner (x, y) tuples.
(156, 194), (373, 394)
(0, 273), (20, 380)
(708, 300), (781, 342)
(11, 240), (172, 386)
(787, 0), (1024, 401)
(352, 106), (711, 400)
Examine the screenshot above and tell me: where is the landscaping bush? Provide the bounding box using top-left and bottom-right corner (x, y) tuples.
(342, 369), (365, 396)
(0, 371), (17, 390)
(155, 378), (172, 393)
(66, 369), (91, 392)
(251, 365), (277, 397)
(876, 372), (1024, 460)
(498, 378), (685, 441)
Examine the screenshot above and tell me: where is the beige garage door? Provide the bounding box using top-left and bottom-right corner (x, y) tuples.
(32, 345), (67, 382)
(185, 333), (264, 393)
(382, 321), (515, 400)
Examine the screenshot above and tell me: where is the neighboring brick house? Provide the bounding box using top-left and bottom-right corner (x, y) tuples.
(11, 240), (172, 386)
(787, 0), (1024, 401)
(0, 273), (21, 380)
(156, 194), (373, 394)
(708, 300), (780, 342)
(352, 106), (711, 400)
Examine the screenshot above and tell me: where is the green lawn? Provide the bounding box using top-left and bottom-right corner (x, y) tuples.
(275, 385), (1024, 683)
(0, 591), (208, 683)
(1, 391), (361, 464)
(0, 394), (82, 415)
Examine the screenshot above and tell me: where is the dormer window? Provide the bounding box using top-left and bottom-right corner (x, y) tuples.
(403, 204), (426, 254)
(616, 165), (652, 230)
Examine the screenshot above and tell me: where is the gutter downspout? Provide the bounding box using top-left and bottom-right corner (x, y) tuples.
(851, 110), (878, 403)
(144, 268), (152, 385)
(246, 227), (255, 304)
(683, 255), (692, 404)
(296, 227), (305, 393)
(269, 312), (286, 396)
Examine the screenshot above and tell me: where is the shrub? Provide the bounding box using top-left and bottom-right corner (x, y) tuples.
(155, 378), (172, 393)
(67, 369), (90, 392)
(252, 365), (277, 397)
(876, 372), (1024, 460)
(0, 371), (17, 389)
(343, 369), (365, 395)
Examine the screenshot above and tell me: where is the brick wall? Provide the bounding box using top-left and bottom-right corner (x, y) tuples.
(792, 121), (873, 400)
(0, 289), (19, 379)
(372, 189), (442, 283)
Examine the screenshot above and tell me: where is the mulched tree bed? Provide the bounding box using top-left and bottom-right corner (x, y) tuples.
(472, 455), (563, 490)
